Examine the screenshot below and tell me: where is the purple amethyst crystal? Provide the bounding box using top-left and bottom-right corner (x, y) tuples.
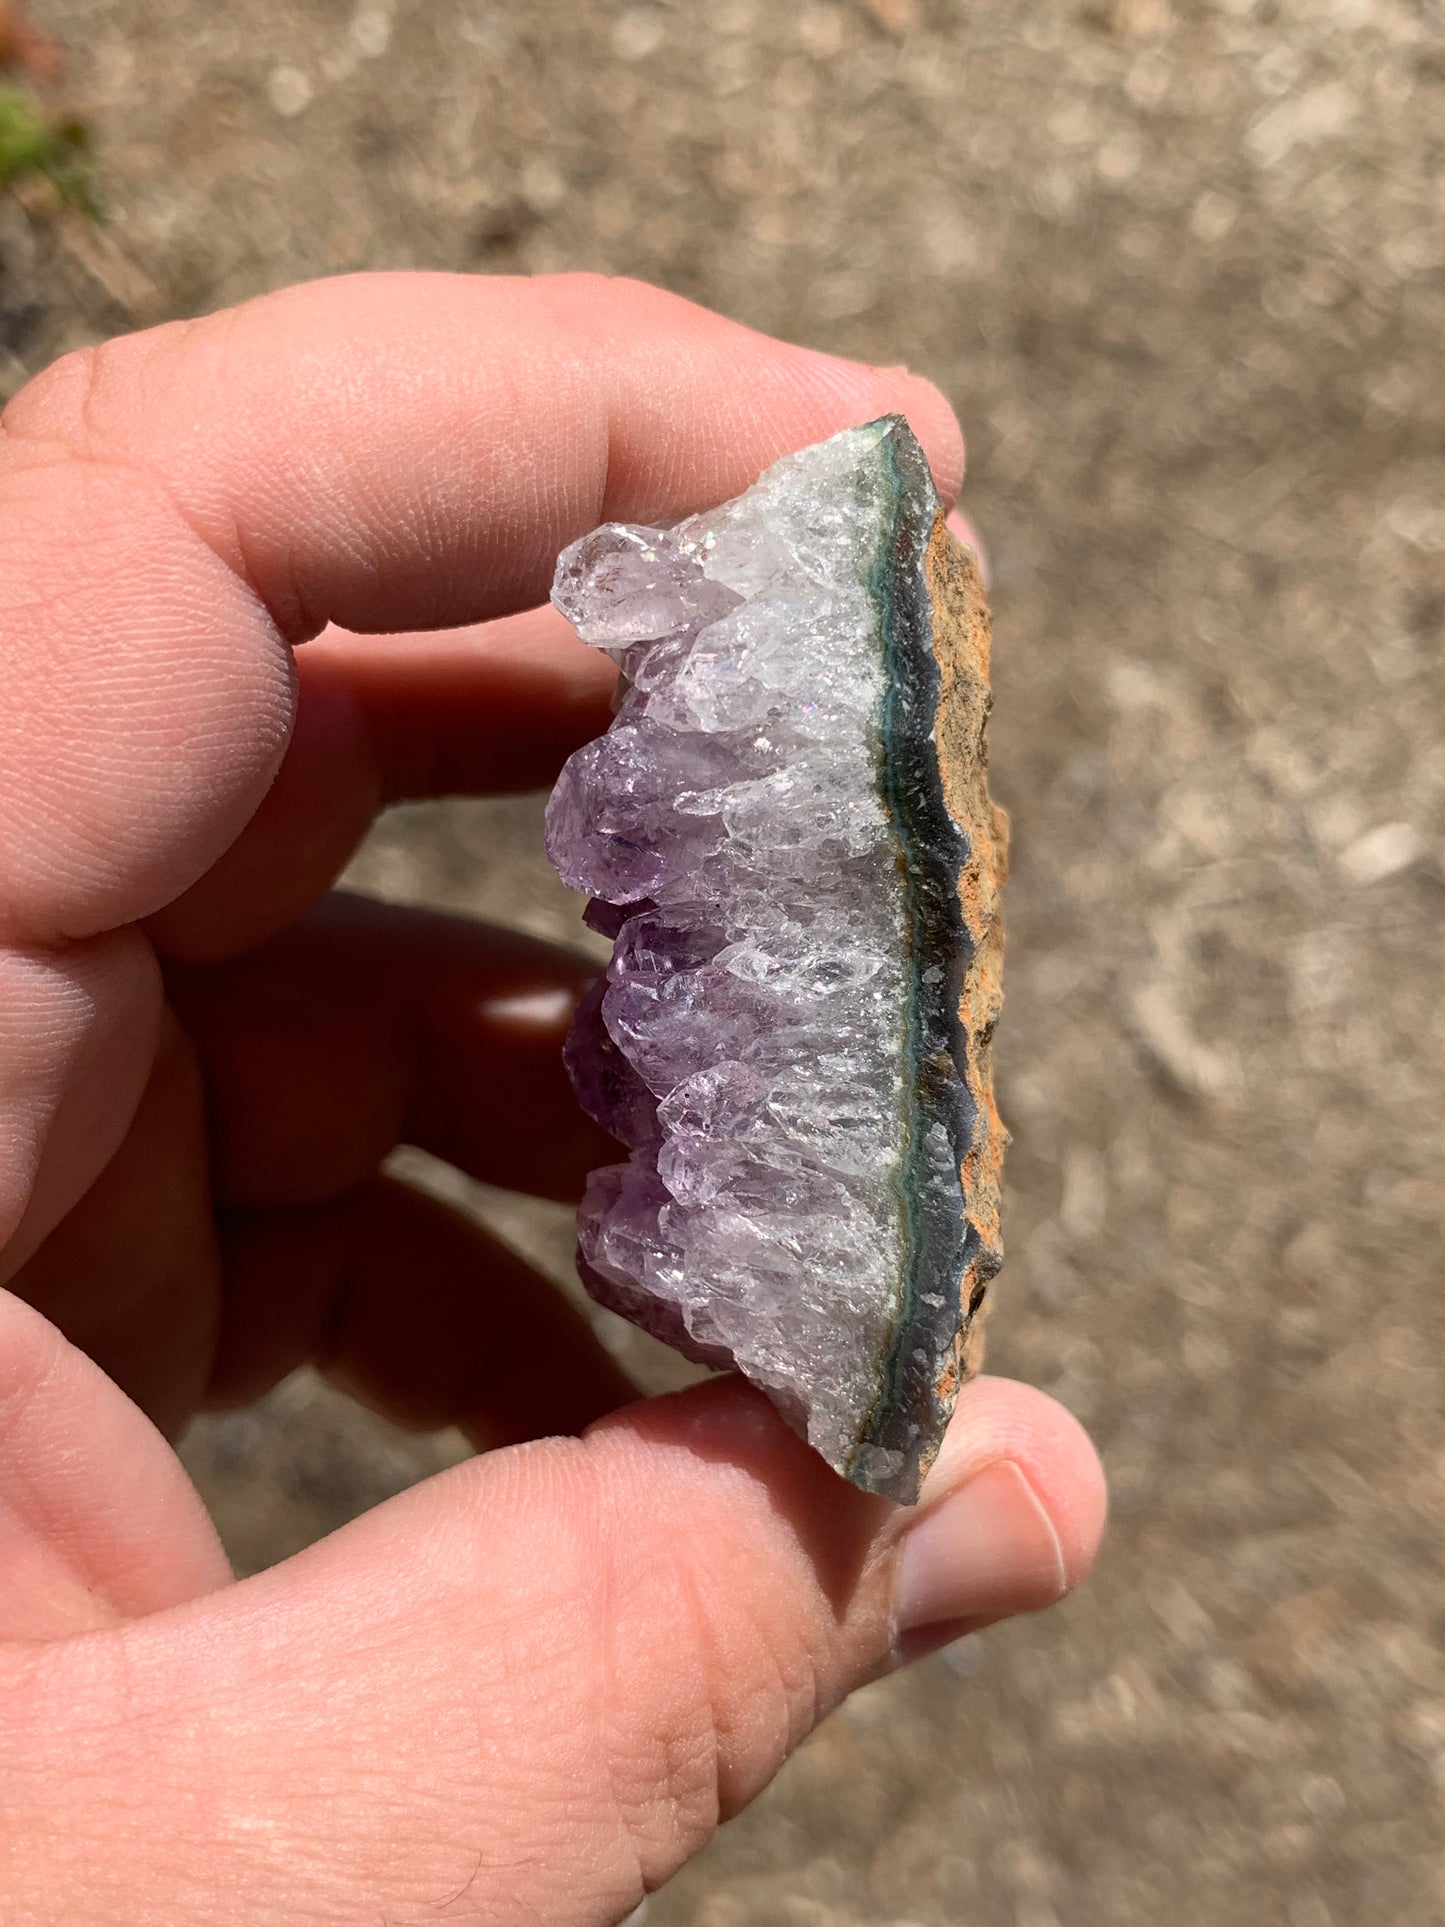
(546, 418), (1008, 1502)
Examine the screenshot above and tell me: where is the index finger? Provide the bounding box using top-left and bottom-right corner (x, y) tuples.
(0, 272), (963, 945)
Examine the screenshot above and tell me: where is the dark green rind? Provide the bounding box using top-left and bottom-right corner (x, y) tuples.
(847, 417), (988, 1504)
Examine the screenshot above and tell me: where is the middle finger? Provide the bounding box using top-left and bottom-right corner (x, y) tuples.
(166, 892), (616, 1210)
(146, 604), (615, 964)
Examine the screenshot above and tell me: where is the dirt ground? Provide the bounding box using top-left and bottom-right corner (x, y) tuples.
(3, 1), (1443, 1922)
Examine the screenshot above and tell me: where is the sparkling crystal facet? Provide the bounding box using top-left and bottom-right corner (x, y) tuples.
(545, 418), (1007, 1502)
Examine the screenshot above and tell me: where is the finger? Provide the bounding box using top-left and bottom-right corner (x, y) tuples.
(148, 605), (616, 964)
(9, 1018), (629, 1445)
(0, 930), (161, 1274)
(0, 1290), (228, 1640)
(324, 605), (616, 801)
(1, 271), (963, 946)
(5, 1009), (219, 1432)
(164, 892), (616, 1209)
(9, 1376), (1102, 1923)
(212, 1174), (635, 1446)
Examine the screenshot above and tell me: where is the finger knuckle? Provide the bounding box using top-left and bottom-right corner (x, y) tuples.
(0, 342), (98, 449)
(0, 322), (190, 459)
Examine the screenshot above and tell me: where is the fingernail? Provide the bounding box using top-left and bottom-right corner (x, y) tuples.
(894, 1460), (1068, 1654)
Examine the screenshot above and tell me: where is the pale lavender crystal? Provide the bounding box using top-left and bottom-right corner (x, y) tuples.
(546, 419), (1004, 1502)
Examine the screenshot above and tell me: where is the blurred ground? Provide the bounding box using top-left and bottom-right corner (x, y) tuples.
(4, 0), (1444, 1921)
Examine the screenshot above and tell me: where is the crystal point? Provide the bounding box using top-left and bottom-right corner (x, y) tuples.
(546, 418), (1007, 1502)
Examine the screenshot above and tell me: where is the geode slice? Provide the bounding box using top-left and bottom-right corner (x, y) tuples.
(545, 417), (1007, 1502)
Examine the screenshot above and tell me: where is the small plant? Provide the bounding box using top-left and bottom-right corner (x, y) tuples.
(0, 4), (94, 213)
(0, 83), (92, 206)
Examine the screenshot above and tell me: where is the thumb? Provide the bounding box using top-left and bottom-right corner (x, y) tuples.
(6, 1375), (1104, 1927)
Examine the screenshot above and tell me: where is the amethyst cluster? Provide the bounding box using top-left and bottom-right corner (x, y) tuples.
(545, 418), (1007, 1501)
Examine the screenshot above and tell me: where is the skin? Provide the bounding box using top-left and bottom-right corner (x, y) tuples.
(0, 273), (1106, 1926)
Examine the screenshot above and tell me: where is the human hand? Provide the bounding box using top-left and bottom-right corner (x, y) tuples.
(0, 273), (1105, 1924)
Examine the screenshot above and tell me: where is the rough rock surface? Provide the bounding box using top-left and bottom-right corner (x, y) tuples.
(546, 419), (1006, 1501)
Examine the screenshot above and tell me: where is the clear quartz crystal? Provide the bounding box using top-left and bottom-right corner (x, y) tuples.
(546, 420), (999, 1501)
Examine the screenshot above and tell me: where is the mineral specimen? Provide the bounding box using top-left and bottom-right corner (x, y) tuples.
(545, 417), (1007, 1502)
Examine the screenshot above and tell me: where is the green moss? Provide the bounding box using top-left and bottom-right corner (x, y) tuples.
(0, 82), (95, 211)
